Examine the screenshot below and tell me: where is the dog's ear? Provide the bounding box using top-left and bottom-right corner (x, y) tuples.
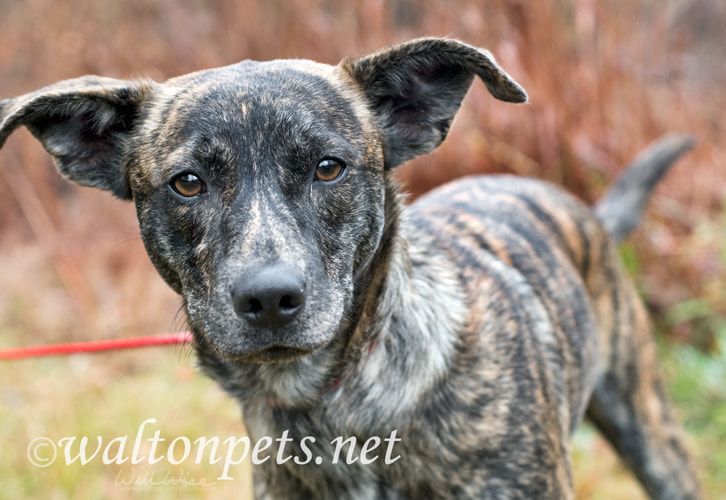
(341, 38), (527, 167)
(0, 77), (155, 199)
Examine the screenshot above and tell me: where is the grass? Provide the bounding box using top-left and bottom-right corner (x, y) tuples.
(2, 334), (724, 498)
(0, 351), (253, 500)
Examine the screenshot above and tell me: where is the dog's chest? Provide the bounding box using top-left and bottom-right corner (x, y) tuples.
(241, 403), (409, 498)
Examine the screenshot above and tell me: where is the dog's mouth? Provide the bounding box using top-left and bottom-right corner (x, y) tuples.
(227, 345), (313, 364)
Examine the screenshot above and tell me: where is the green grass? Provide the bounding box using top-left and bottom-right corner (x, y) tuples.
(2, 337), (725, 499)
(0, 351), (253, 500)
(660, 331), (726, 492)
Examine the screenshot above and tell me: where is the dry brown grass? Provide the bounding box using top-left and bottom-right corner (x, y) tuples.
(0, 0), (724, 497)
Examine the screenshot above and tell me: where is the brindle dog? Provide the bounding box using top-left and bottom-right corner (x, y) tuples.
(0, 38), (701, 499)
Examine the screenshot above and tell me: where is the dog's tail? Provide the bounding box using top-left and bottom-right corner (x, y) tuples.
(594, 134), (695, 243)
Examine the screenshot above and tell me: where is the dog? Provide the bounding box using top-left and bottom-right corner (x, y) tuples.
(0, 38), (702, 499)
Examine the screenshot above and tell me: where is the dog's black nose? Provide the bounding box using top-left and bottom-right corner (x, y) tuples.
(231, 264), (306, 328)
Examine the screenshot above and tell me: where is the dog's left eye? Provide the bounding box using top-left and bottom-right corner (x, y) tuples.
(314, 159), (346, 183)
(170, 172), (205, 198)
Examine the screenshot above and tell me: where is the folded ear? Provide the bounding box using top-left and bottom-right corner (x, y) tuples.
(0, 76), (155, 199)
(341, 37), (527, 168)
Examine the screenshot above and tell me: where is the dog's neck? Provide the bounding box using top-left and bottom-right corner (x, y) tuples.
(328, 182), (466, 423)
(270, 177), (467, 424)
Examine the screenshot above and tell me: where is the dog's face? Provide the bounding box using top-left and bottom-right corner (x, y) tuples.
(133, 60), (390, 362)
(0, 38), (526, 364)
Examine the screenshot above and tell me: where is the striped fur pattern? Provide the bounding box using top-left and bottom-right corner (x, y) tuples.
(0, 38), (701, 499)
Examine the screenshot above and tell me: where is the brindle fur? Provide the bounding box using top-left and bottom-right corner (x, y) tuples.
(0, 38), (701, 499)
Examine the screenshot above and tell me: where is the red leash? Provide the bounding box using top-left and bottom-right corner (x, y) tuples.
(0, 332), (192, 360)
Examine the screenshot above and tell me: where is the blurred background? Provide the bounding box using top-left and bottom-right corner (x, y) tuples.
(0, 0), (724, 498)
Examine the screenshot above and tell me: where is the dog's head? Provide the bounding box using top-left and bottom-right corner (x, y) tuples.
(0, 38), (526, 364)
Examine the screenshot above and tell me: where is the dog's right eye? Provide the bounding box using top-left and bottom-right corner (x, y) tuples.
(314, 158), (346, 183)
(170, 172), (205, 198)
